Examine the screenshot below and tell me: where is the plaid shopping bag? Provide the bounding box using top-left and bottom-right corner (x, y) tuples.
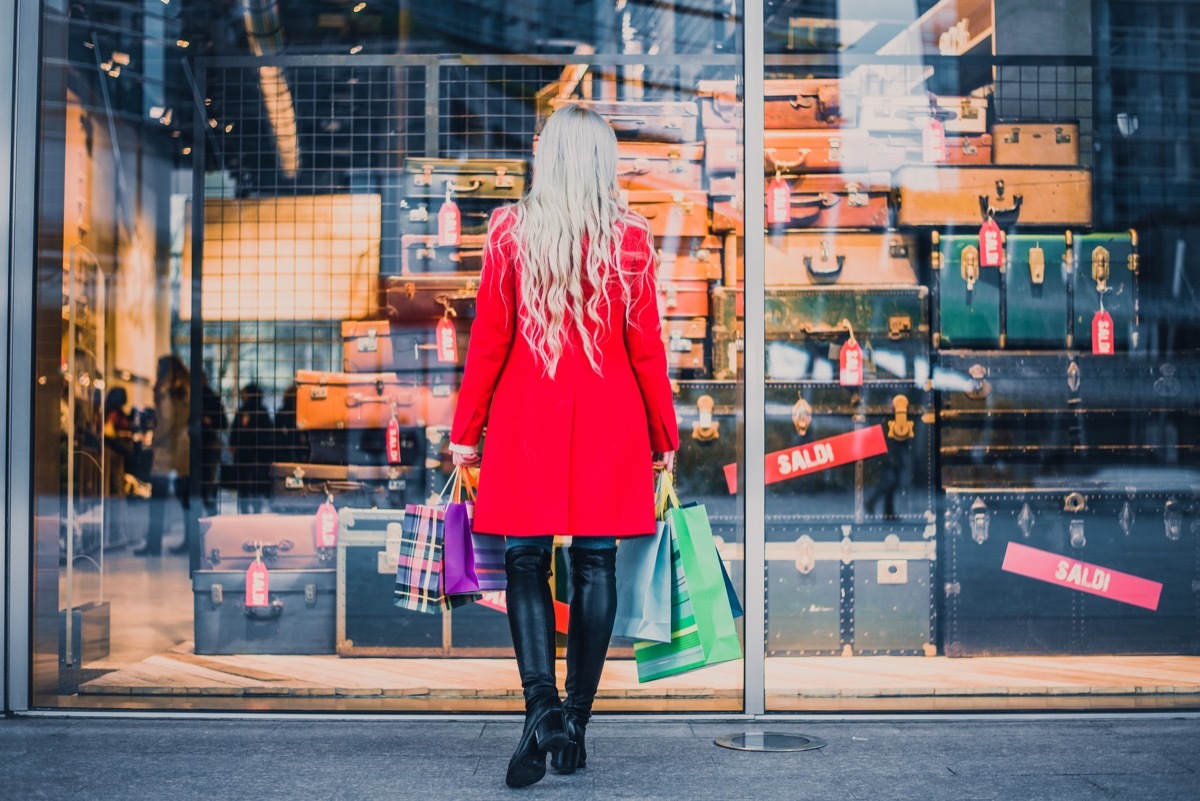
(394, 502), (481, 614)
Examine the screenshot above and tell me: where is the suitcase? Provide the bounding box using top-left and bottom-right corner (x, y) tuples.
(764, 382), (935, 522)
(672, 381), (742, 536)
(701, 78), (848, 130)
(932, 230), (1004, 348)
(664, 318), (707, 375)
(400, 234), (486, 274)
(658, 279), (709, 318)
(1073, 230), (1139, 353)
(859, 94), (988, 134)
(395, 198), (493, 240)
(194, 569), (336, 655)
(626, 190), (710, 237)
(765, 231), (919, 286)
(380, 274), (478, 322)
(705, 129), (741, 175)
(548, 98), (700, 143)
(711, 287), (745, 380)
(992, 122), (1081, 166)
(199, 514), (333, 571)
(710, 195), (744, 235)
(1004, 232), (1073, 348)
(295, 370), (458, 430)
(306, 425), (426, 468)
(943, 489), (1200, 656)
(342, 319), (471, 372)
(767, 173), (891, 229)
(696, 80), (743, 132)
(657, 236), (723, 281)
(617, 142), (705, 192)
(268, 462), (425, 513)
(401, 158), (527, 201)
(764, 131), (992, 174)
(763, 286), (930, 382)
(766, 523), (936, 656)
(895, 166), (1093, 227)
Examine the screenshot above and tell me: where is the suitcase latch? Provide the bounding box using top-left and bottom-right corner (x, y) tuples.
(791, 394), (812, 436)
(309, 386), (328, 400)
(664, 285), (678, 309)
(415, 165), (435, 187)
(1055, 127), (1072, 144)
(887, 395), (915, 441)
(493, 166), (514, 188)
(1070, 520), (1086, 549)
(1028, 245), (1045, 285)
(379, 522), (403, 574)
(1064, 492), (1087, 513)
(887, 315), (912, 340)
(1164, 499), (1183, 541)
(828, 137), (841, 162)
(1154, 364), (1181, 398)
(887, 240), (909, 259)
(1004, 127), (1020, 144)
(1119, 502), (1135, 536)
(878, 560), (908, 585)
(691, 395), (719, 442)
(1018, 503), (1036, 538)
(304, 584), (317, 604)
(285, 466), (305, 490)
(969, 497), (989, 544)
(1092, 246), (1111, 290)
(944, 582), (961, 597)
(960, 136), (978, 156)
(210, 584), (223, 606)
(667, 331), (693, 353)
(357, 328), (379, 354)
(407, 204), (430, 222)
(845, 182), (868, 207)
(960, 99), (980, 120)
(794, 534), (816, 575)
(960, 245), (980, 291)
(416, 247), (435, 262)
(966, 364), (991, 400)
(1067, 360), (1081, 393)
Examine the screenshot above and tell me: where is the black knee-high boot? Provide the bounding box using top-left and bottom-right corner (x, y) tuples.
(504, 545), (569, 788)
(552, 545), (617, 774)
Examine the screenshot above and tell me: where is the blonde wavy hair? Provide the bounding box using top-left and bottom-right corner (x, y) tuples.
(496, 104), (654, 378)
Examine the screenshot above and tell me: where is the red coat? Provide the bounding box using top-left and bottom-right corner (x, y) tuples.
(450, 208), (680, 537)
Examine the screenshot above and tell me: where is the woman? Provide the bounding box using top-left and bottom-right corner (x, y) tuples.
(135, 355), (191, 556)
(229, 383), (275, 514)
(449, 105), (679, 789)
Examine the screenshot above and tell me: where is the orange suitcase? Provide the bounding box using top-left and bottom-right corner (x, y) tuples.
(768, 173), (892, 229)
(627, 190), (710, 237)
(657, 236), (723, 281)
(658, 280), (710, 318)
(295, 370), (458, 430)
(617, 142), (705, 192)
(664, 318), (708, 374)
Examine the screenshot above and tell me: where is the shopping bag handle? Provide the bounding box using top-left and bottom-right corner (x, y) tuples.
(439, 466), (478, 505)
(655, 471), (681, 519)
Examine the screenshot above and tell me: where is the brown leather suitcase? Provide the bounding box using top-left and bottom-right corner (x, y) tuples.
(342, 319), (470, 372)
(400, 234), (486, 274)
(617, 142), (704, 192)
(626, 190), (710, 237)
(657, 236), (723, 281)
(402, 158), (527, 201)
(658, 280), (710, 318)
(768, 173), (892, 229)
(380, 274), (478, 322)
(295, 370), (457, 430)
(711, 287), (745, 380)
(664, 318), (707, 374)
(859, 95), (988, 134)
(199, 514), (330, 571)
(701, 79), (848, 130)
(992, 122), (1081, 165)
(764, 231), (919, 286)
(548, 98), (700, 143)
(895, 166), (1093, 227)
(269, 462), (425, 513)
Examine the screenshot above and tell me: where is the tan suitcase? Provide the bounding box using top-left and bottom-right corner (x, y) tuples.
(895, 166), (1093, 227)
(617, 142), (704, 192)
(295, 370), (458, 430)
(626, 190), (710, 237)
(859, 95), (988, 134)
(700, 79), (848, 130)
(768, 173), (892, 229)
(657, 236), (723, 281)
(765, 232), (919, 286)
(992, 122), (1081, 166)
(658, 280), (709, 318)
(765, 130), (992, 174)
(664, 318), (707, 374)
(402, 158), (527, 200)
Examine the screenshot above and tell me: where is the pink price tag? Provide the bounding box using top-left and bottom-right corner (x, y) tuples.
(839, 339), (863, 386)
(315, 501), (339, 549)
(385, 417), (403, 464)
(245, 561), (270, 608)
(437, 198), (461, 247)
(766, 176), (791, 225)
(1001, 542), (1163, 610)
(435, 317), (458, 364)
(922, 116), (946, 162)
(979, 218), (1004, 267)
(1092, 311), (1115, 355)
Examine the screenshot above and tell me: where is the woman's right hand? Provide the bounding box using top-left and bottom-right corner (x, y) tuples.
(652, 451), (676, 473)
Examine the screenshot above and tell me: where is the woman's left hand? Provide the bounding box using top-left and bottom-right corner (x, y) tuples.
(450, 443), (481, 467)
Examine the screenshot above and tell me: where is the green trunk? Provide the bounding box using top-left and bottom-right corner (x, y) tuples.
(1074, 231), (1138, 352)
(935, 233), (1001, 348)
(1004, 233), (1071, 348)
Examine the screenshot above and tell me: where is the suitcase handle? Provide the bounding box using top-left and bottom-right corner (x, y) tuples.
(804, 253), (845, 282)
(444, 179), (482, 193)
(607, 116), (649, 133)
(790, 193), (839, 209)
(765, 148), (810, 171)
(323, 480), (368, 494)
(346, 391), (416, 409)
(978, 181), (1023, 225)
(245, 600), (284, 621)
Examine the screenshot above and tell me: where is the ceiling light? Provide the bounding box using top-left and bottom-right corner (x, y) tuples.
(176, 39), (190, 49)
(107, 66), (121, 78)
(353, 2), (366, 11)
(204, 97), (212, 106)
(209, 118), (218, 128)
(349, 44), (363, 54)
(149, 106), (165, 119)
(225, 123), (234, 133)
(111, 51), (130, 66)
(160, 109), (174, 126)
(171, 130), (181, 138)
(182, 146), (192, 155)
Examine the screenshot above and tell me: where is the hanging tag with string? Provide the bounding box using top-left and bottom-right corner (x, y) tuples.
(246, 543), (270, 608)
(435, 303), (459, 364)
(979, 212), (1004, 268)
(839, 319), (864, 387)
(437, 182), (461, 247)
(766, 167), (791, 225)
(922, 96), (946, 163)
(1092, 289), (1115, 355)
(386, 402), (404, 463)
(315, 492), (340, 549)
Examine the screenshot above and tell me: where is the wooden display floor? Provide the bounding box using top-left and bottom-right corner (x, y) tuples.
(76, 647), (1200, 712)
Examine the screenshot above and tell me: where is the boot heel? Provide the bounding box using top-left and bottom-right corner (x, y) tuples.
(552, 740), (580, 774)
(535, 708), (569, 754)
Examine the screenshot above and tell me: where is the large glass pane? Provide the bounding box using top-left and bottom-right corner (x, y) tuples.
(760, 0), (1200, 711)
(32, 1), (744, 711)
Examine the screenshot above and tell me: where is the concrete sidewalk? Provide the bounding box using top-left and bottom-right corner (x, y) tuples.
(1, 715), (1197, 800)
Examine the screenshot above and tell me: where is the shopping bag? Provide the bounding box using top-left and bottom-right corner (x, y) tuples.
(613, 473), (677, 643)
(443, 468), (482, 595)
(463, 468), (507, 591)
(394, 472), (481, 614)
(633, 478), (742, 681)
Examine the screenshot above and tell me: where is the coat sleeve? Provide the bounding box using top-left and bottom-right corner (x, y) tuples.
(450, 210), (518, 448)
(625, 229), (681, 453)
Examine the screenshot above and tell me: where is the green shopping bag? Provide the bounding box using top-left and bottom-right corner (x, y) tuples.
(633, 476), (742, 682)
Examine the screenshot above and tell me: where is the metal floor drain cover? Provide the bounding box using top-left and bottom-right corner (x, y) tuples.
(714, 732), (827, 752)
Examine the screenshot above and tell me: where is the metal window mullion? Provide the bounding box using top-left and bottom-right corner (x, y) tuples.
(742, 0), (767, 719)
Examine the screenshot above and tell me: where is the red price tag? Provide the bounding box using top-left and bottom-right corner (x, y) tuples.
(922, 116), (946, 162)
(435, 317), (458, 364)
(1092, 310), (1115, 355)
(766, 175), (791, 225)
(979, 218), (1004, 267)
(1002, 542), (1162, 610)
(385, 416), (403, 463)
(839, 339), (863, 386)
(437, 197), (461, 247)
(245, 560), (270, 608)
(315, 501), (339, 548)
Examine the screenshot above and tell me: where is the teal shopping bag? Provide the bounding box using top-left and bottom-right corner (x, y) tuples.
(613, 520), (673, 643)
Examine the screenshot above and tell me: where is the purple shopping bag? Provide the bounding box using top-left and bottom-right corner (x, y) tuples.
(443, 499), (481, 595)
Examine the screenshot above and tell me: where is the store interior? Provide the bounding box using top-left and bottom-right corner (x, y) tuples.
(36, 0), (1200, 712)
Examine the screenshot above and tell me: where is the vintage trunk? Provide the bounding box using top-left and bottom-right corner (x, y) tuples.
(672, 381), (742, 538)
(859, 94), (988, 134)
(394, 198), (493, 240)
(656, 236), (723, 281)
(664, 318), (708, 375)
(711, 287), (744, 380)
(943, 489), (1200, 656)
(895, 166), (1093, 227)
(992, 122), (1081, 166)
(768, 173), (891, 229)
(401, 158), (527, 201)
(764, 383), (935, 523)
(764, 130), (992, 174)
(199, 514), (333, 571)
(932, 230), (1004, 348)
(380, 274), (478, 322)
(548, 98), (700, 143)
(762, 286), (930, 382)
(400, 234), (486, 274)
(193, 569), (336, 655)
(295, 370), (458, 430)
(1073, 230), (1139, 353)
(306, 425), (426, 468)
(626, 190), (710, 237)
(268, 462), (426, 513)
(764, 231), (919, 286)
(617, 141), (705, 192)
(1004, 232), (1073, 348)
(658, 279), (710, 318)
(342, 319), (471, 373)
(766, 523), (937, 656)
